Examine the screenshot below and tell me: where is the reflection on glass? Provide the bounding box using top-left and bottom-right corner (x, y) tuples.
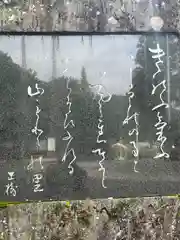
(0, 33), (179, 200)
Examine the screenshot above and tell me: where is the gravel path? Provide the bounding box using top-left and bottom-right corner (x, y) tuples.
(0, 158), (179, 201)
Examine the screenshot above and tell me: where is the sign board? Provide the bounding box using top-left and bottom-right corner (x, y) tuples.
(0, 32), (180, 202)
(47, 138), (56, 152)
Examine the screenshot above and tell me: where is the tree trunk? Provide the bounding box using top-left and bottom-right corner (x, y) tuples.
(44, 0), (53, 31)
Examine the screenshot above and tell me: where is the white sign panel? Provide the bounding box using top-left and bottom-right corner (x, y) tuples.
(48, 138), (56, 152)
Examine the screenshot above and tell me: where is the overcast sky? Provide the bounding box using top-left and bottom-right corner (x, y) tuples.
(0, 35), (139, 95)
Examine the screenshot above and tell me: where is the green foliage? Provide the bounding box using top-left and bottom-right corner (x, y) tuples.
(0, 51), (134, 161)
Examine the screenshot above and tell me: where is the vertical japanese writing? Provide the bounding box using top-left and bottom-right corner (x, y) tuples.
(148, 43), (169, 159)
(5, 172), (18, 197)
(27, 83), (44, 149)
(62, 69), (76, 175)
(123, 79), (139, 172)
(90, 84), (112, 188)
(27, 155), (44, 171)
(27, 83), (44, 192)
(32, 173), (44, 192)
